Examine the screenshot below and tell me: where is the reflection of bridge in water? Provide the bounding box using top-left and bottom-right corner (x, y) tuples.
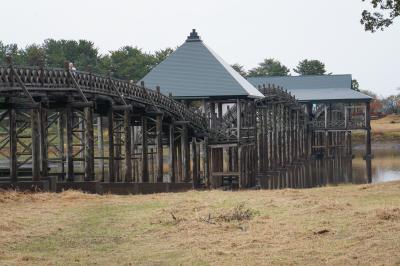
(0, 31), (373, 194)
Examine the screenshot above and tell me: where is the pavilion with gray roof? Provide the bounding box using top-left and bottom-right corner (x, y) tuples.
(140, 29), (263, 100)
(247, 74), (371, 103)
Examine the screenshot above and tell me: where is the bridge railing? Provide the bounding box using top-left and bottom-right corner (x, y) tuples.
(0, 65), (207, 131)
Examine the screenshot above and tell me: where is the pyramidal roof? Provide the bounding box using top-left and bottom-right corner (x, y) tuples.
(140, 29), (264, 99)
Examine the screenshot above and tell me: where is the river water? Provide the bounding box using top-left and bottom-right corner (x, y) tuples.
(353, 141), (400, 184)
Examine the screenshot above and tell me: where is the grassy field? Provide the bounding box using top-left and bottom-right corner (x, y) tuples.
(1, 182), (400, 265)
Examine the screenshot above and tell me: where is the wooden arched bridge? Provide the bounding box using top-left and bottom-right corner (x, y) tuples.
(0, 61), (366, 193)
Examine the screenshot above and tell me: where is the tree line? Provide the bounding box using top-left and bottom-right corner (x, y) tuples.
(231, 59), (329, 77)
(0, 39), (174, 82)
(1, 39), (398, 115)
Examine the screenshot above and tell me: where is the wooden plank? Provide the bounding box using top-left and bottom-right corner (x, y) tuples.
(211, 172), (240, 176)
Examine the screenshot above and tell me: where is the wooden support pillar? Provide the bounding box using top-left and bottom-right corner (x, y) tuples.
(97, 116), (104, 181)
(58, 111), (65, 178)
(40, 106), (48, 177)
(31, 108), (41, 181)
(365, 101), (372, 183)
(217, 102), (223, 122)
(9, 108), (17, 182)
(169, 124), (176, 183)
(66, 107), (74, 182)
(84, 107), (94, 181)
(181, 124), (190, 182)
(238, 145), (243, 188)
(108, 108), (115, 183)
(203, 137), (210, 188)
(114, 119), (121, 182)
(177, 141), (182, 182)
(141, 116), (149, 182)
(237, 99), (241, 142)
(191, 137), (199, 188)
(156, 114), (163, 182)
(124, 110), (132, 182)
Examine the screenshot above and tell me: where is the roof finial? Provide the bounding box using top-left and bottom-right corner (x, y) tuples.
(186, 29), (201, 42)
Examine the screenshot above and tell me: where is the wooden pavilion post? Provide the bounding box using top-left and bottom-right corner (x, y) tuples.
(204, 137), (210, 188)
(191, 137), (199, 188)
(181, 124), (190, 182)
(169, 123), (176, 183)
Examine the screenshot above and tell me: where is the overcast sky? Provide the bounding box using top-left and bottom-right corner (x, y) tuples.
(1, 0), (399, 96)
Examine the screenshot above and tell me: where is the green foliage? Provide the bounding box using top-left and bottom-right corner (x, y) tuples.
(154, 48), (175, 66)
(361, 0), (400, 32)
(0, 42), (25, 65)
(248, 58), (290, 77)
(293, 59), (327, 75)
(0, 39), (175, 82)
(231, 63), (247, 77)
(107, 46), (155, 81)
(352, 79), (361, 91)
(25, 44), (46, 66)
(43, 39), (100, 71)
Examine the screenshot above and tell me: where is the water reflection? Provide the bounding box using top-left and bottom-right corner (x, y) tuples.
(353, 142), (400, 184)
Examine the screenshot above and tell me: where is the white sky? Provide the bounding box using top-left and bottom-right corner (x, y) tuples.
(1, 0), (399, 96)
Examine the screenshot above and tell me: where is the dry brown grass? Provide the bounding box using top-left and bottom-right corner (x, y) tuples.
(353, 114), (400, 142)
(1, 182), (400, 265)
